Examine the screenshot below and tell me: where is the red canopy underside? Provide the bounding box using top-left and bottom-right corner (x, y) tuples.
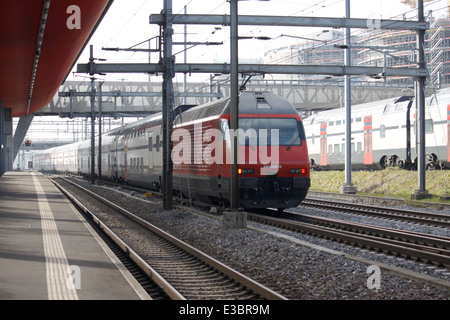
(0, 0), (111, 117)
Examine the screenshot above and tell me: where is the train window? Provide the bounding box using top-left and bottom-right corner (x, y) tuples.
(356, 117), (362, 122)
(341, 143), (345, 155)
(425, 119), (434, 133)
(357, 142), (362, 154)
(238, 118), (303, 146)
(137, 158), (140, 170)
(336, 120), (341, 125)
(334, 144), (340, 154)
(380, 125), (386, 138)
(149, 136), (153, 151)
(329, 121), (334, 126)
(141, 157), (144, 171)
(328, 145), (332, 154)
(351, 143), (356, 155)
(156, 136), (160, 152)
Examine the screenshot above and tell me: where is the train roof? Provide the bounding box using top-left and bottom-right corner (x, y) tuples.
(34, 140), (85, 156)
(118, 113), (162, 134)
(228, 91), (298, 115)
(303, 96), (413, 125)
(174, 91), (298, 125)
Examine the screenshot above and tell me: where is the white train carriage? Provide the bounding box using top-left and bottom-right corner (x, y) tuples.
(78, 139), (93, 176)
(34, 147), (56, 172)
(54, 141), (83, 173)
(104, 114), (164, 189)
(34, 142), (82, 174)
(304, 88), (450, 170)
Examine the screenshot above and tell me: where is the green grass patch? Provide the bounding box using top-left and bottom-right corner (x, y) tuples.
(310, 167), (450, 202)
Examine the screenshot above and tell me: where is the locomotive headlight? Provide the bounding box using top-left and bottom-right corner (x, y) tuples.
(290, 168), (306, 174)
(239, 168), (254, 174)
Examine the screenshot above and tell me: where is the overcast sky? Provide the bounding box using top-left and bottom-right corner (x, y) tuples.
(68, 0), (449, 84)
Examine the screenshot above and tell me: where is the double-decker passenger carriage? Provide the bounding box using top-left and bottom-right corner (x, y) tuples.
(304, 88), (450, 170)
(34, 91), (310, 210)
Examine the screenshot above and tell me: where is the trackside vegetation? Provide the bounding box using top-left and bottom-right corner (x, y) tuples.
(309, 167), (450, 203)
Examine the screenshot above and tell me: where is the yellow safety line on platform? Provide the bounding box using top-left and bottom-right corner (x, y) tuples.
(32, 173), (78, 300)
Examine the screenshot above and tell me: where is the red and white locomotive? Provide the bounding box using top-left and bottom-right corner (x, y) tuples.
(34, 91), (311, 210)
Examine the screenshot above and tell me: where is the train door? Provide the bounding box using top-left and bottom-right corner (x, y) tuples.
(124, 137), (128, 181)
(107, 145), (111, 178)
(320, 122), (327, 165)
(148, 131), (154, 171)
(364, 115), (373, 164)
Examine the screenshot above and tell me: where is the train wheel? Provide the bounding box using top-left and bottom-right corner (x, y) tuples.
(380, 155), (388, 169)
(390, 155), (398, 167)
(426, 154), (439, 170)
(381, 155), (398, 168)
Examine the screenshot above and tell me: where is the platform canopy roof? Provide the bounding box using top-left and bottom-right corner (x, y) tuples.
(0, 0), (113, 117)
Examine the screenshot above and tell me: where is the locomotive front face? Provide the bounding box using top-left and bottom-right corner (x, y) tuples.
(171, 92), (311, 210)
(237, 115), (310, 209)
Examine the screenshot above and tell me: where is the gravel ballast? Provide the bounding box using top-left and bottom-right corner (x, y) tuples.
(67, 178), (450, 300)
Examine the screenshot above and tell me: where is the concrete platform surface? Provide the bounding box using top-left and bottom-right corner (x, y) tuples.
(0, 171), (151, 300)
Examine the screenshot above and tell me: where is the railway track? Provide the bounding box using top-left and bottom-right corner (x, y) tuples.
(73, 177), (450, 268)
(50, 176), (286, 300)
(301, 198), (450, 228)
(247, 209), (450, 268)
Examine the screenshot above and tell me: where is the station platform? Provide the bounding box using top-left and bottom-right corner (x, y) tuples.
(0, 171), (151, 300)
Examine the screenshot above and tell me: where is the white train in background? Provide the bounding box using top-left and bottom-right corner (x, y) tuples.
(303, 88), (450, 170)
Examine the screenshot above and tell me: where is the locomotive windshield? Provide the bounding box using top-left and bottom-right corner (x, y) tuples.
(238, 117), (305, 146)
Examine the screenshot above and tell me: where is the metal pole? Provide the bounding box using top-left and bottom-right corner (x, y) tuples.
(184, 5), (188, 105)
(414, 0), (429, 199)
(98, 84), (103, 184)
(90, 77), (96, 184)
(89, 45), (96, 185)
(230, 0), (239, 210)
(340, 0), (356, 194)
(162, 0), (174, 210)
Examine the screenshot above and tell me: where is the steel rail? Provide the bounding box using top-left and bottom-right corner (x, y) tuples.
(291, 211), (450, 249)
(302, 198), (450, 228)
(55, 176), (287, 300)
(50, 177), (185, 300)
(247, 212), (450, 267)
